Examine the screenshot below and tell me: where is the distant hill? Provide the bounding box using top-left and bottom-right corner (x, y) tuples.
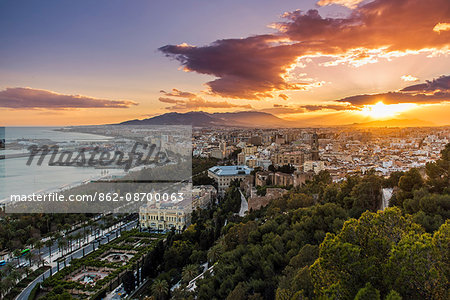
(118, 112), (439, 128)
(345, 118), (435, 128)
(118, 111), (294, 128)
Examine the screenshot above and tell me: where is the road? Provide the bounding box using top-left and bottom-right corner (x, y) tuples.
(32, 217), (106, 263)
(380, 187), (394, 210)
(104, 284), (126, 300)
(16, 219), (138, 300)
(2, 215), (106, 268)
(238, 190), (248, 217)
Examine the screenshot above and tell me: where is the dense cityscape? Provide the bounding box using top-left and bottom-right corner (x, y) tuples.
(0, 124), (449, 299)
(1, 0), (450, 299)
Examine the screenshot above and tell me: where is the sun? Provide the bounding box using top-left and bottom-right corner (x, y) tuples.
(359, 101), (417, 119)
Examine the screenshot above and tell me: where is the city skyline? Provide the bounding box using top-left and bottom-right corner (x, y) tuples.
(1, 0), (449, 126)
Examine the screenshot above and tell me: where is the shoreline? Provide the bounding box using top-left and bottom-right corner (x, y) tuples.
(0, 164), (154, 205)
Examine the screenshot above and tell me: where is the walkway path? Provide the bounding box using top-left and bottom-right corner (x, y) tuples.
(238, 190), (248, 217)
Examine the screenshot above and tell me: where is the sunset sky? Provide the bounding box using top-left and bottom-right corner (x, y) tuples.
(0, 0), (449, 126)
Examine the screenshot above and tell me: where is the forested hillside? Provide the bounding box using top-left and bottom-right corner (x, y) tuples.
(148, 144), (449, 300)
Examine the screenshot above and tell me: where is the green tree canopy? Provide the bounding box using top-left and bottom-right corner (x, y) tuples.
(310, 209), (449, 299)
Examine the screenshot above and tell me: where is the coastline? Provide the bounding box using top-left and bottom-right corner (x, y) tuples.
(0, 164), (152, 205)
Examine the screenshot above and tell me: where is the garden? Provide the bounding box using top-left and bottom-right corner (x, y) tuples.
(37, 229), (165, 299)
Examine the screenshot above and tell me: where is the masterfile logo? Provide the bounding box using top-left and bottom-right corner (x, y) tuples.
(2, 125), (193, 214)
(26, 142), (169, 172)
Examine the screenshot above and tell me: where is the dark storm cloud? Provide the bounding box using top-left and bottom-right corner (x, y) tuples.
(159, 36), (315, 100)
(400, 75), (450, 92)
(337, 75), (450, 106)
(302, 104), (360, 111)
(262, 103), (357, 114)
(337, 92), (450, 106)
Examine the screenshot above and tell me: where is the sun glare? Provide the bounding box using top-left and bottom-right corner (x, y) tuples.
(360, 101), (417, 119)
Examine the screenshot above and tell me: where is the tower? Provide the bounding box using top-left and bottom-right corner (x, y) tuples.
(311, 132), (319, 161)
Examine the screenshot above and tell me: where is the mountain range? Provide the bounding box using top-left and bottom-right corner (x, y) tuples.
(118, 111), (437, 128)
(119, 111), (294, 128)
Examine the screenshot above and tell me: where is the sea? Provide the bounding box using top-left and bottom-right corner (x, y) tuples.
(0, 127), (115, 201)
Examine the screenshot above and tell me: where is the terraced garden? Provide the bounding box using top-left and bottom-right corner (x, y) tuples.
(37, 230), (165, 299)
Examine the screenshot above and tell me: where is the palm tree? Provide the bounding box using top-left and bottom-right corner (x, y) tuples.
(207, 242), (224, 264)
(45, 239), (54, 263)
(25, 251), (37, 268)
(75, 232), (83, 248)
(85, 227), (91, 243)
(43, 214), (51, 233)
(0, 279), (6, 299)
(58, 238), (66, 255)
(17, 267), (26, 281)
(151, 279), (169, 300)
(34, 240), (44, 266)
(12, 249), (22, 267)
(67, 235), (74, 252)
(53, 231), (62, 241)
(1, 277), (14, 297)
(182, 264), (199, 283)
(4, 263), (14, 276)
(23, 266), (32, 277)
(99, 223), (106, 236)
(10, 270), (21, 284)
(88, 219), (95, 238)
(82, 222), (87, 243)
(63, 223), (72, 235)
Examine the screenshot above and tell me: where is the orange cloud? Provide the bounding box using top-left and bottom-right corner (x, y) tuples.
(433, 22), (450, 33)
(159, 97), (252, 111)
(316, 0), (364, 9)
(160, 0), (450, 100)
(401, 75), (419, 82)
(0, 87), (138, 110)
(158, 89), (252, 111)
(158, 97), (184, 104)
(279, 93), (289, 100)
(160, 88), (198, 99)
(337, 75), (450, 106)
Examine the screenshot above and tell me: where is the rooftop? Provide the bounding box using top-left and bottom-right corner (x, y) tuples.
(208, 165), (253, 176)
